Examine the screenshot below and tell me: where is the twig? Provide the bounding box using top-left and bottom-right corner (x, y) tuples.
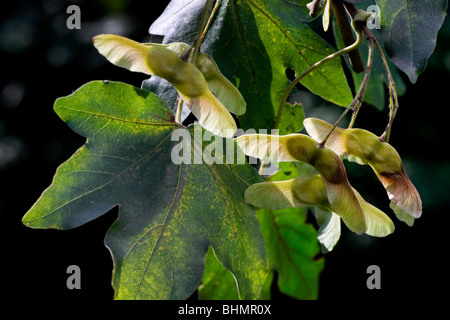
(307, 0), (323, 18)
(373, 33), (399, 142)
(320, 34), (374, 146)
(189, 0), (214, 63)
(332, 0), (364, 73)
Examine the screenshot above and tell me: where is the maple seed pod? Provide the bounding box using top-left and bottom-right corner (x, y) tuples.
(244, 174), (394, 238)
(304, 117), (422, 219)
(244, 174), (329, 210)
(92, 34), (237, 138)
(166, 42), (246, 116)
(235, 133), (366, 234)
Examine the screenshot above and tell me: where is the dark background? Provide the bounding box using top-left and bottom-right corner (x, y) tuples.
(2, 0), (449, 303)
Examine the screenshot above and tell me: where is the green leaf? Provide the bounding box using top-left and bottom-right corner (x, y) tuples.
(278, 102), (305, 135)
(268, 161), (314, 182)
(22, 81), (267, 300)
(375, 0), (448, 83)
(198, 247), (240, 300)
(257, 207), (324, 300)
(199, 161), (324, 300)
(146, 0), (353, 130)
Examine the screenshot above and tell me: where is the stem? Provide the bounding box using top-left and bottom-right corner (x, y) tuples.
(274, 18), (365, 130)
(343, 1), (399, 142)
(372, 34), (398, 142)
(175, 0), (214, 123)
(348, 99), (361, 129)
(349, 30), (375, 129)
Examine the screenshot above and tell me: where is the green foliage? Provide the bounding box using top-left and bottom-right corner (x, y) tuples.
(22, 0), (447, 300)
(23, 81), (267, 299)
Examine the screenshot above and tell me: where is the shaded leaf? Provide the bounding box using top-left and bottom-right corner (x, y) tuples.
(268, 161), (314, 182)
(22, 81), (267, 300)
(375, 0), (448, 83)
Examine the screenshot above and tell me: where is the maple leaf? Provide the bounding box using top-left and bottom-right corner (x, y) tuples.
(22, 80), (267, 300)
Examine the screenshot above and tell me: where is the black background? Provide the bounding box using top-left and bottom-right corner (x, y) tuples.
(2, 0), (449, 305)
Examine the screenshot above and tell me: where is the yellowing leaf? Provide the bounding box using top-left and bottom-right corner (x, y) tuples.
(22, 81), (266, 300)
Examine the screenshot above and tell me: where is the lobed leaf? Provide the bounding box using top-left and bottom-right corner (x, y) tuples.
(23, 81), (267, 300)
